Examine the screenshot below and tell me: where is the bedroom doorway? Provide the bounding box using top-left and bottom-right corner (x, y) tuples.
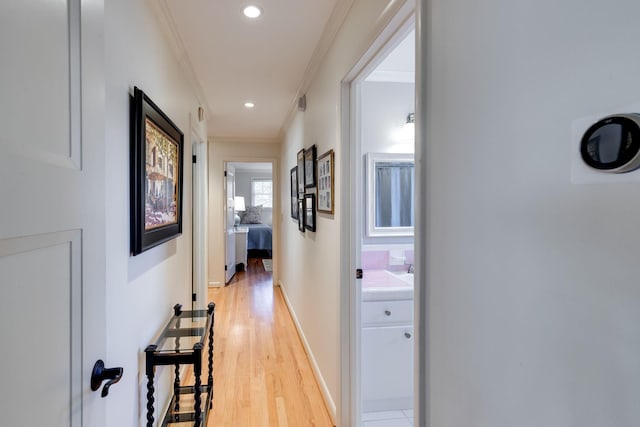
(224, 161), (275, 283)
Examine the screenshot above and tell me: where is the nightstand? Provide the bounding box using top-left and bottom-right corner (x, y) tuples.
(234, 227), (248, 270)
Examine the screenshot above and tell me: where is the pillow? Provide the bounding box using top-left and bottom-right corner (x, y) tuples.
(240, 205), (263, 224)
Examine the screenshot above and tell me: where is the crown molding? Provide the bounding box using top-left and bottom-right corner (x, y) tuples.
(209, 136), (282, 145)
(148, 0), (212, 119)
(281, 0), (357, 134)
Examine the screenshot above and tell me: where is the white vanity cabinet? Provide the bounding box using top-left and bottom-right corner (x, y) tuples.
(361, 297), (414, 412)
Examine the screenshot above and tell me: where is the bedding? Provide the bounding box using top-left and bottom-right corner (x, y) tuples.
(244, 223), (272, 251)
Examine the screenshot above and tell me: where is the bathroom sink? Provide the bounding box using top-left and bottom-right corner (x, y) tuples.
(361, 270), (413, 301)
(390, 271), (414, 284)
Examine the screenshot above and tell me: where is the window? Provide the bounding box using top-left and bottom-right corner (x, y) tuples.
(251, 179), (272, 208)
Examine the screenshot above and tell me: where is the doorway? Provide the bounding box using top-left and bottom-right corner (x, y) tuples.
(341, 7), (417, 427)
(223, 161), (275, 284)
(192, 130), (208, 310)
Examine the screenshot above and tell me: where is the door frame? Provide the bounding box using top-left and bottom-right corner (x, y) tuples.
(192, 120), (208, 309)
(219, 158), (279, 284)
(339, 2), (421, 426)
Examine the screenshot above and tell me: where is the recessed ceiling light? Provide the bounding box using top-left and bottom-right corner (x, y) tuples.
(243, 5), (262, 19)
(244, 102), (255, 108)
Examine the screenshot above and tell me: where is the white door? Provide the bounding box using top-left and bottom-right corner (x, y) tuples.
(0, 1), (107, 426)
(224, 164), (236, 283)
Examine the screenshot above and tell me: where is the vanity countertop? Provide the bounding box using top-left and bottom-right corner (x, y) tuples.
(361, 269), (413, 301)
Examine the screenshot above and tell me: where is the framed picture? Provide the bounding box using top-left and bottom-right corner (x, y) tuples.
(297, 198), (305, 232)
(297, 149), (305, 194)
(130, 86), (184, 255)
(304, 144), (317, 188)
(290, 166), (298, 219)
(317, 149), (334, 214)
(304, 193), (316, 232)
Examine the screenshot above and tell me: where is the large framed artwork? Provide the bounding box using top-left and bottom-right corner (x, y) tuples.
(317, 149), (334, 214)
(290, 166), (298, 219)
(296, 149), (305, 195)
(304, 144), (316, 188)
(304, 193), (316, 232)
(130, 86), (184, 255)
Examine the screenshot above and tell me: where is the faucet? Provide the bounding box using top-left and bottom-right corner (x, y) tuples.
(407, 264), (414, 274)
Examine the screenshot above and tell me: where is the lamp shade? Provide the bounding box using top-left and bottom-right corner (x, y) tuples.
(234, 196), (246, 211)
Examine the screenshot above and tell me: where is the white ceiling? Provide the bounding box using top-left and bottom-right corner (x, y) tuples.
(366, 30), (415, 83)
(162, 0), (342, 140)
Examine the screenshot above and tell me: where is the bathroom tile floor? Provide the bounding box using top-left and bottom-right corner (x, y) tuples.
(363, 409), (413, 426)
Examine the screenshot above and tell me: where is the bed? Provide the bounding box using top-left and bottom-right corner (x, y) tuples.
(244, 223), (272, 252)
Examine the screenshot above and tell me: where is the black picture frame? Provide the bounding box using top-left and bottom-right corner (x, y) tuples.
(317, 149), (334, 214)
(297, 198), (305, 232)
(290, 166), (298, 219)
(304, 144), (317, 188)
(304, 193), (316, 232)
(297, 149), (306, 194)
(130, 86), (184, 255)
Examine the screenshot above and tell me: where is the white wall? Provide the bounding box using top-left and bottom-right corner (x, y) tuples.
(235, 170), (273, 225)
(361, 81), (415, 154)
(208, 139), (280, 286)
(279, 0), (401, 420)
(104, 1), (207, 425)
(361, 80), (415, 247)
(422, 0), (640, 425)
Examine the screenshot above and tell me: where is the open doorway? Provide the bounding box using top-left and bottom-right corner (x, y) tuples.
(342, 9), (416, 426)
(224, 161), (274, 283)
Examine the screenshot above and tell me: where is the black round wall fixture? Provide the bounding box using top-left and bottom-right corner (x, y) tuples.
(580, 113), (640, 173)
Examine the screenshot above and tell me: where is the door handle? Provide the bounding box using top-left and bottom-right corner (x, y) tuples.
(91, 360), (123, 398)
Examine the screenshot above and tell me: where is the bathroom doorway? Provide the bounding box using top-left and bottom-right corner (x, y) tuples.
(344, 11), (416, 426)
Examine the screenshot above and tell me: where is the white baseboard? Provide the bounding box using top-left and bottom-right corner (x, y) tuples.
(208, 281), (221, 288)
(277, 279), (337, 425)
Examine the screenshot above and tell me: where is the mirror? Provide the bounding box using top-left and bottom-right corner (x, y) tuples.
(366, 153), (414, 237)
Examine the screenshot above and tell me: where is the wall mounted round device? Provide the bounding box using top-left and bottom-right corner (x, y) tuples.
(580, 113), (640, 173)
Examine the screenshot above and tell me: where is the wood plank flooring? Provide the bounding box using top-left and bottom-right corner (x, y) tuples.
(198, 257), (334, 427)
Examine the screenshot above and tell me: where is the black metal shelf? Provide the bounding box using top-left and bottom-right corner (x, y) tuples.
(145, 302), (215, 427)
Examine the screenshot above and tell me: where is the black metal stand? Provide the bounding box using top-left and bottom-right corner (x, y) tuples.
(145, 302), (215, 427)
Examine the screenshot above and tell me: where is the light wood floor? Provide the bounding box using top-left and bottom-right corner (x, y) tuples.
(199, 257), (334, 427)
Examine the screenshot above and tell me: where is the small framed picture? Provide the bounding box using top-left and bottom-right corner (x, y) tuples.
(317, 149), (334, 214)
(290, 167), (298, 219)
(304, 193), (316, 232)
(297, 149), (305, 194)
(297, 198), (305, 232)
(304, 144), (316, 188)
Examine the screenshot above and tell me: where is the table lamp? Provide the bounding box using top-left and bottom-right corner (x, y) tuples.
(234, 196), (245, 228)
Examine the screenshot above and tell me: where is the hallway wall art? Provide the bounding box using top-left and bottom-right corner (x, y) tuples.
(130, 86), (184, 255)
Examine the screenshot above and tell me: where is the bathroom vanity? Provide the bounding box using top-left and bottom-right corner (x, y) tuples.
(361, 270), (414, 412)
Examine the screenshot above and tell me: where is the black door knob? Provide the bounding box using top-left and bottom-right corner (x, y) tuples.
(91, 360), (123, 398)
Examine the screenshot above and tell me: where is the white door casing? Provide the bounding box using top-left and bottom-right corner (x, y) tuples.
(224, 164), (236, 283)
(0, 0), (107, 426)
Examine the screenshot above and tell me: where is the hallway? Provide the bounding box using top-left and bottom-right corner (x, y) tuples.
(206, 258), (333, 427)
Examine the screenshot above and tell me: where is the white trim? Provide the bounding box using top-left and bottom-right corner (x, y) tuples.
(365, 70), (415, 83)
(280, 0), (357, 138)
(218, 156), (280, 286)
(415, 1), (428, 425)
(150, 0), (212, 115)
(192, 124), (208, 309)
(340, 2), (417, 426)
(278, 280), (337, 425)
